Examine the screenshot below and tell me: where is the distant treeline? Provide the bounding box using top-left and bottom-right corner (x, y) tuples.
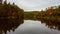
(24, 5), (60, 22)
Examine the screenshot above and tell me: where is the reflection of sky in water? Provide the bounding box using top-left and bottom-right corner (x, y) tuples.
(7, 20), (60, 34)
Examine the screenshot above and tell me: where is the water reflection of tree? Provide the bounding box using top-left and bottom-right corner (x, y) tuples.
(25, 17), (60, 31)
(0, 18), (24, 34)
(40, 20), (60, 31)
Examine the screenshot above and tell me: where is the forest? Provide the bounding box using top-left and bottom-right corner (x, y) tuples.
(0, 0), (24, 34)
(24, 5), (60, 22)
(0, 0), (24, 19)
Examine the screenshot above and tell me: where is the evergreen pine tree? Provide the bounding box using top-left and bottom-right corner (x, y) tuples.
(0, 0), (3, 5)
(13, 2), (15, 6)
(4, 0), (7, 4)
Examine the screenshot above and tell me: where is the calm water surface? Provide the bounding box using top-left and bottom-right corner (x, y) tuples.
(7, 20), (60, 34)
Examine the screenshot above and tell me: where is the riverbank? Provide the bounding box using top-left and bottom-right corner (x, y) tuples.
(24, 5), (60, 22)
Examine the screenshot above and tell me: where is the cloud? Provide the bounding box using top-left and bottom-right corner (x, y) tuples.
(7, 0), (60, 11)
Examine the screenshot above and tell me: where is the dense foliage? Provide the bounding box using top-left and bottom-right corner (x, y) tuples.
(24, 5), (60, 31)
(24, 5), (60, 22)
(0, 1), (24, 34)
(0, 2), (24, 19)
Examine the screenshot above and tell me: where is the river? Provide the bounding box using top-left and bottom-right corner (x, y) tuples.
(6, 20), (60, 34)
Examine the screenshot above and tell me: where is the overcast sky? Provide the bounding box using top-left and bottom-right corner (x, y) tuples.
(6, 0), (60, 11)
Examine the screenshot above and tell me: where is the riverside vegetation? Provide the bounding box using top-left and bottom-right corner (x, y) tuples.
(0, 0), (24, 34)
(24, 5), (60, 22)
(24, 5), (60, 31)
